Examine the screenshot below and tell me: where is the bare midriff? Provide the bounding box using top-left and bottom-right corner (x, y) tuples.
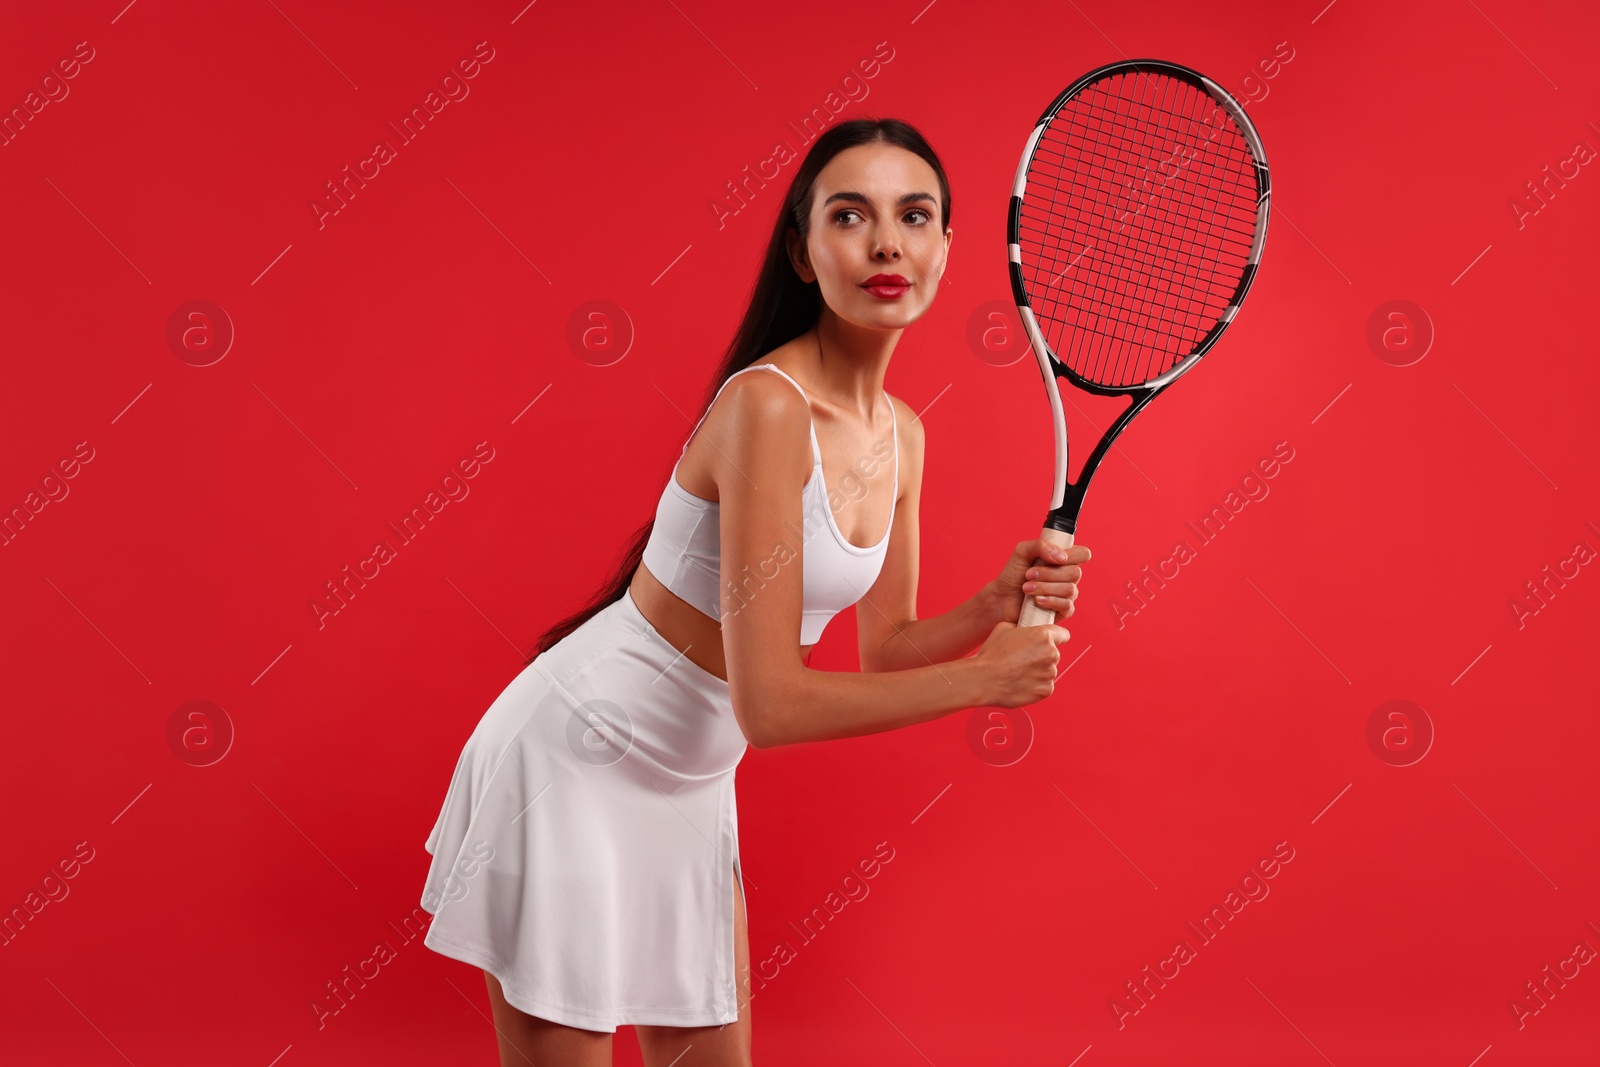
(629, 562), (814, 682)
(627, 351), (899, 682)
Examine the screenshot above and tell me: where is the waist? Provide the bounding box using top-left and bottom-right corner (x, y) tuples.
(531, 590), (748, 780)
(629, 567), (816, 681)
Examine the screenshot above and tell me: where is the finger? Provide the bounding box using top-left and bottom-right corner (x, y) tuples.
(1034, 539), (1070, 563)
(1024, 577), (1079, 596)
(1024, 564), (1082, 583)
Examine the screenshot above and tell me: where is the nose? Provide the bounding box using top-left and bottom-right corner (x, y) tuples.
(871, 220), (902, 261)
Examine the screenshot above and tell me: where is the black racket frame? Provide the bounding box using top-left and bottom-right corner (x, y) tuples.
(1006, 57), (1271, 534)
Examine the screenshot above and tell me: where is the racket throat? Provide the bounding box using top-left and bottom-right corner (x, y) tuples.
(1045, 488), (1086, 536)
(1046, 386), (1164, 535)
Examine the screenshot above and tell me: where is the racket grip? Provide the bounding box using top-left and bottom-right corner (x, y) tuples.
(1017, 527), (1076, 628)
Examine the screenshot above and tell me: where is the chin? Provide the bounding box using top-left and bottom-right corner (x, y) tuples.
(841, 296), (930, 329)
(870, 302), (929, 328)
(838, 310), (916, 333)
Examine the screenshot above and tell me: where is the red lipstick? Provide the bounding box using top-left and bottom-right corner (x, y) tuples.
(861, 273), (911, 299)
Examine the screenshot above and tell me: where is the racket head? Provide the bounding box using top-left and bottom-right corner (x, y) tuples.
(1007, 58), (1270, 397)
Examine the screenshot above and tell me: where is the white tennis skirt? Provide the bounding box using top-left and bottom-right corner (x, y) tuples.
(419, 587), (748, 1032)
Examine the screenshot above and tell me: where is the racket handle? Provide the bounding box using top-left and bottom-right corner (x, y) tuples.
(1017, 527), (1076, 628)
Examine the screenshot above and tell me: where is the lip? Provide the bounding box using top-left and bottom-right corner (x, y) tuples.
(861, 274), (911, 299)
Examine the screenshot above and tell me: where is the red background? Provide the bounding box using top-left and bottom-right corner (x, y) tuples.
(2, 1), (1597, 1064)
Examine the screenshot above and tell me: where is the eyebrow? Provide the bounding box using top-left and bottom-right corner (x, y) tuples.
(821, 191), (937, 209)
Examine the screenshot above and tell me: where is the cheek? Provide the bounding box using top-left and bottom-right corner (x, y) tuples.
(905, 230), (943, 270)
(810, 238), (847, 276)
(810, 240), (863, 294)
(814, 230), (860, 269)
(914, 239), (948, 292)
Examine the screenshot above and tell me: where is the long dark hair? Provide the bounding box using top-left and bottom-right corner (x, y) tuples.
(525, 117), (952, 663)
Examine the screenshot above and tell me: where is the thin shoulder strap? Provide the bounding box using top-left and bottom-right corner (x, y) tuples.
(747, 364), (821, 464)
(885, 391), (899, 496)
(679, 363), (821, 464)
(678, 365), (765, 457)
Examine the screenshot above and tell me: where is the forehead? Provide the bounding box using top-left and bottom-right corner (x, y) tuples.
(813, 143), (939, 207)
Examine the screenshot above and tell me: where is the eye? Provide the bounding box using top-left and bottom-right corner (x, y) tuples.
(905, 208), (931, 224)
(833, 208), (861, 224)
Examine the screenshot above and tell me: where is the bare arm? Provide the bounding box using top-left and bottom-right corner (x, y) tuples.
(855, 396), (1007, 674)
(712, 374), (996, 750)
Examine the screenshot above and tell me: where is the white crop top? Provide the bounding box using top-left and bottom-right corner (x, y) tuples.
(640, 363), (899, 644)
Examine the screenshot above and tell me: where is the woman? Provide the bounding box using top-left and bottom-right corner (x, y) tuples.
(418, 117), (1091, 1067)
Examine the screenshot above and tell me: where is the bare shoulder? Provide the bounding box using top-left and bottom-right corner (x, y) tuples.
(886, 393), (925, 479)
(886, 393), (924, 447)
(707, 367), (814, 486)
(717, 365), (810, 430)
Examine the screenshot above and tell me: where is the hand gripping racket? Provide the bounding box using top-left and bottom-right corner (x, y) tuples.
(1008, 58), (1271, 628)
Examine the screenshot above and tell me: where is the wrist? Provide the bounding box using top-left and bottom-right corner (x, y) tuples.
(977, 580), (1007, 625)
(951, 653), (993, 711)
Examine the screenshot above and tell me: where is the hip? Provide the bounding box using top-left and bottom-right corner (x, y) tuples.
(504, 589), (746, 783)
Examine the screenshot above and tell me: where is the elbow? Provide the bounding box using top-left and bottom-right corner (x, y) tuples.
(741, 703), (787, 750)
(744, 718), (780, 751)
(860, 631), (901, 674)
(732, 672), (805, 750)
(739, 705), (767, 750)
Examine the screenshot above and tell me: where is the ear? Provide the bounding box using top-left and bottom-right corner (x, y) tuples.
(786, 227), (817, 283)
(938, 226), (953, 279)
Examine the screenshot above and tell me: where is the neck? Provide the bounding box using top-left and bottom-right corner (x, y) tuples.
(812, 308), (900, 417)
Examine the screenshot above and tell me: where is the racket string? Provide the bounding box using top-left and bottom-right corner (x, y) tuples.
(1017, 225), (1241, 337)
(1051, 81), (1253, 273)
(1025, 148), (1256, 239)
(1019, 206), (1250, 368)
(1041, 78), (1256, 244)
(1017, 170), (1255, 315)
(1017, 67), (1262, 387)
(1024, 230), (1241, 370)
(1060, 74), (1252, 380)
(1050, 95), (1253, 377)
(1098, 65), (1200, 386)
(1024, 73), (1248, 369)
(1094, 66), (1181, 387)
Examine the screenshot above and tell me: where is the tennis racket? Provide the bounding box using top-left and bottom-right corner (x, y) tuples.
(1007, 58), (1271, 628)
